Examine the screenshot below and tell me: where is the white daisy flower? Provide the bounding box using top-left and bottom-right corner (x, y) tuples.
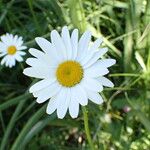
(23, 26), (116, 119)
(0, 33), (27, 68)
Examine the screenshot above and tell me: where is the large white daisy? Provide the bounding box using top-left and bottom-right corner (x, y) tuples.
(0, 33), (27, 68)
(23, 26), (116, 119)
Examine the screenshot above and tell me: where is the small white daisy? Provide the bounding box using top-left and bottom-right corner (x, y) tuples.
(23, 26), (116, 119)
(0, 33), (27, 68)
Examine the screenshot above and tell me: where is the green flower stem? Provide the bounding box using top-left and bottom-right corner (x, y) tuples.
(11, 104), (47, 150)
(0, 0), (15, 25)
(22, 114), (57, 148)
(0, 93), (31, 111)
(0, 99), (26, 150)
(82, 107), (95, 150)
(27, 0), (41, 35)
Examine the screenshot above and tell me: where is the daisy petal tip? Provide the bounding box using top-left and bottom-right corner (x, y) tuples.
(35, 37), (46, 45)
(58, 115), (65, 119)
(46, 108), (51, 115)
(29, 88), (33, 93)
(104, 47), (108, 52)
(73, 28), (78, 32)
(112, 59), (116, 65)
(24, 46), (27, 49)
(86, 30), (92, 36)
(70, 114), (78, 119)
(23, 68), (30, 76)
(51, 30), (58, 35)
(98, 100), (104, 105)
(23, 69), (26, 75)
(71, 116), (76, 119)
(36, 98), (43, 104)
(109, 82), (114, 88)
(35, 37), (41, 42)
(28, 48), (33, 54)
(62, 26), (68, 30)
(81, 102), (88, 106)
(98, 38), (103, 44)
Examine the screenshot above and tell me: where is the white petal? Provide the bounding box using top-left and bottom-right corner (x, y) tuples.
(69, 88), (79, 118)
(10, 57), (16, 67)
(97, 77), (114, 87)
(57, 88), (70, 119)
(86, 90), (103, 104)
(29, 79), (56, 93)
(50, 30), (67, 60)
(14, 35), (23, 47)
(71, 84), (88, 106)
(0, 42), (7, 52)
(80, 50), (94, 66)
(26, 58), (46, 67)
(25, 58), (56, 79)
(84, 65), (109, 77)
(28, 50), (57, 68)
(46, 97), (58, 114)
(13, 35), (18, 44)
(0, 52), (7, 57)
(35, 37), (60, 63)
(17, 46), (27, 50)
(23, 67), (54, 79)
(89, 38), (103, 51)
(35, 37), (50, 53)
(71, 29), (78, 60)
(7, 57), (14, 68)
(5, 56), (13, 67)
(83, 47), (108, 68)
(1, 56), (8, 65)
(9, 60), (15, 68)
(77, 31), (91, 61)
(95, 59), (116, 68)
(80, 38), (103, 65)
(18, 51), (26, 56)
(61, 26), (72, 59)
(81, 77), (103, 92)
(15, 54), (23, 62)
(5, 59), (9, 67)
(29, 48), (44, 58)
(1, 35), (10, 45)
(35, 82), (61, 103)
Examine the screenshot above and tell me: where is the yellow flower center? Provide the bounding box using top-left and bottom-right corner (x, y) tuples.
(56, 61), (83, 87)
(7, 46), (17, 55)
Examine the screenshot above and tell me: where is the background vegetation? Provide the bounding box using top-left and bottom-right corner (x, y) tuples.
(0, 0), (150, 149)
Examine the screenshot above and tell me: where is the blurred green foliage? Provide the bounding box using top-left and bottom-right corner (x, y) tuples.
(0, 0), (150, 149)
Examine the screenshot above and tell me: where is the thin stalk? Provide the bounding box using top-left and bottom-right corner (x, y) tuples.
(0, 93), (31, 111)
(22, 114), (57, 148)
(0, 99), (26, 150)
(27, 0), (41, 35)
(109, 73), (140, 77)
(82, 107), (95, 150)
(0, 112), (5, 133)
(0, 0), (15, 24)
(11, 105), (47, 150)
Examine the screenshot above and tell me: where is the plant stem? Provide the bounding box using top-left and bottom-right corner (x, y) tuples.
(0, 0), (15, 25)
(0, 93), (31, 111)
(82, 107), (95, 150)
(0, 99), (26, 150)
(11, 104), (47, 150)
(27, 0), (41, 35)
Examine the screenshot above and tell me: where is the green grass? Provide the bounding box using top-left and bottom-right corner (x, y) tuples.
(0, 0), (150, 149)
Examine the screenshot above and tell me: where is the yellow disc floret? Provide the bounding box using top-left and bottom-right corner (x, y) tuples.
(7, 46), (17, 55)
(56, 61), (83, 87)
